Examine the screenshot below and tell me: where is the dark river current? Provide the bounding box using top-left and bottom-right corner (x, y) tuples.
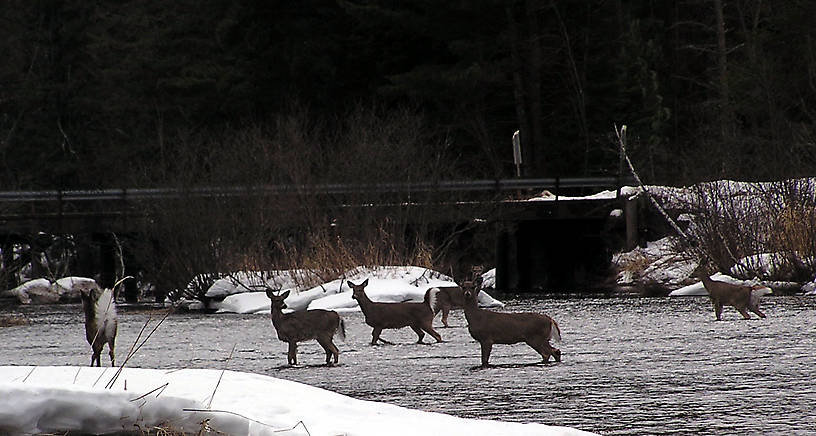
(2, 295), (815, 435)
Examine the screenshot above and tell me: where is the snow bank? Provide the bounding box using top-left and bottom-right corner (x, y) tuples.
(613, 237), (698, 288)
(210, 266), (504, 314)
(5, 277), (100, 304)
(668, 273), (773, 296)
(204, 270), (322, 299)
(0, 366), (595, 436)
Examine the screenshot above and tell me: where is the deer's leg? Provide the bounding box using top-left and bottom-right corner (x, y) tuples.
(371, 327), (394, 345)
(713, 300), (724, 321)
(410, 325), (426, 344)
(108, 339), (116, 366)
(736, 306), (751, 319)
(317, 336), (339, 366)
(480, 341), (493, 367)
(527, 339), (552, 363)
(441, 306), (450, 328)
(287, 342), (298, 365)
(552, 347), (561, 362)
(91, 343), (103, 367)
(750, 304), (766, 318)
(421, 322), (442, 343)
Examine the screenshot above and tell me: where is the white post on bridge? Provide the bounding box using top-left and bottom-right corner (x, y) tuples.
(512, 130), (522, 178)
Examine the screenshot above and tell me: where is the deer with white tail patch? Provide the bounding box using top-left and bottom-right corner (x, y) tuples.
(461, 278), (561, 367)
(695, 267), (772, 321)
(348, 279), (442, 345)
(79, 282), (118, 367)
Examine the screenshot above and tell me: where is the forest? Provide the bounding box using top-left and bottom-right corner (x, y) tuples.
(3, 1), (816, 297)
(3, 0), (816, 189)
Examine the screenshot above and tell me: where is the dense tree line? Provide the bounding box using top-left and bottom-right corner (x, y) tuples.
(2, 0), (816, 190)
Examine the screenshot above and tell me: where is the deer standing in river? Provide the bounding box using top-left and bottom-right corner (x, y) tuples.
(349, 279), (442, 345)
(462, 278), (560, 367)
(267, 290), (346, 366)
(428, 265), (485, 327)
(79, 282), (118, 367)
(427, 285), (464, 328)
(695, 268), (772, 321)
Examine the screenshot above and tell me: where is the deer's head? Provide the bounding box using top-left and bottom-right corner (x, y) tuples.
(461, 276), (483, 304)
(692, 261), (714, 279)
(266, 289), (289, 312)
(348, 279), (369, 301)
(78, 282), (103, 304)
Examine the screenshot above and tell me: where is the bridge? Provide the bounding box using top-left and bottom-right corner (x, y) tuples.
(0, 177), (642, 296)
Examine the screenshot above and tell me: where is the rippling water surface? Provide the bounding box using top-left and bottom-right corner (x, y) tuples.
(2, 296), (815, 435)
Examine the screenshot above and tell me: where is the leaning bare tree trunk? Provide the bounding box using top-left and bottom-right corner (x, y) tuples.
(714, 0), (735, 175)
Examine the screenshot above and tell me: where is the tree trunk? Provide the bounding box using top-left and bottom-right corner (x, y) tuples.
(714, 0), (735, 175)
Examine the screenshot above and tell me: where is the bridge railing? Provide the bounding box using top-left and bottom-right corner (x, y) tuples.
(0, 176), (635, 233)
(0, 177), (629, 203)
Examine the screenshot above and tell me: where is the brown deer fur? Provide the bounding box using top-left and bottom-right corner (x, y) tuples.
(696, 270), (770, 321)
(79, 284), (117, 367)
(349, 279), (442, 345)
(267, 290), (346, 366)
(462, 279), (561, 367)
(427, 286), (464, 327)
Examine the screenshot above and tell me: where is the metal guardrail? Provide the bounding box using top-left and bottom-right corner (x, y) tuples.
(0, 177), (626, 203)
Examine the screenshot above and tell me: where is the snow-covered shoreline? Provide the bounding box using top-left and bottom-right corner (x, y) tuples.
(0, 365), (596, 436)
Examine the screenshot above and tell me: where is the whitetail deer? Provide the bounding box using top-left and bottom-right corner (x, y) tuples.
(348, 279), (442, 345)
(461, 278), (560, 367)
(428, 265), (485, 328)
(427, 285), (464, 328)
(79, 283), (117, 367)
(695, 269), (772, 321)
(267, 289), (346, 366)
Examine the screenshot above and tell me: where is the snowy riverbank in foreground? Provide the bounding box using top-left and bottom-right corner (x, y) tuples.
(0, 366), (596, 436)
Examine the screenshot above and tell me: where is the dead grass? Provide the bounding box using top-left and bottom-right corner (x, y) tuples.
(0, 313), (29, 327)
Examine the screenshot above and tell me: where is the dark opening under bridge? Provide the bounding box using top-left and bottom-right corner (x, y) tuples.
(0, 177), (643, 295)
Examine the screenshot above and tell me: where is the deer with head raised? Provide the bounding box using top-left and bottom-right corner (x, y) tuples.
(79, 282), (118, 367)
(461, 278), (560, 367)
(348, 279), (442, 345)
(694, 266), (772, 321)
(267, 289), (346, 366)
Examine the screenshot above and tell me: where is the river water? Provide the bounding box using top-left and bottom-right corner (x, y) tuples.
(2, 295), (815, 435)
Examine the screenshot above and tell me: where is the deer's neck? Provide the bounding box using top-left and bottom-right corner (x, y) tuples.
(356, 293), (374, 310)
(270, 307), (286, 326)
(81, 299), (96, 324)
(462, 298), (481, 317)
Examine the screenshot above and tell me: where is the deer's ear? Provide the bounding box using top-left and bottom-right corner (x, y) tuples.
(265, 289), (276, 299)
(280, 290), (290, 299)
(362, 278), (369, 287)
(347, 281), (354, 288)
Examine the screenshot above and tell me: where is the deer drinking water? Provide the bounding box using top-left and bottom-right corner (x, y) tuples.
(79, 283), (118, 367)
(695, 268), (772, 321)
(348, 279), (442, 345)
(267, 289), (346, 366)
(461, 279), (560, 367)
